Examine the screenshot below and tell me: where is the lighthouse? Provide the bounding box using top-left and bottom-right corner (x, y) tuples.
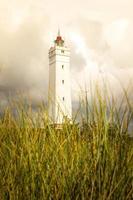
(48, 31), (72, 125)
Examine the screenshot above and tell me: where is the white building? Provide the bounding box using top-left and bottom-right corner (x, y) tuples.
(48, 31), (72, 125)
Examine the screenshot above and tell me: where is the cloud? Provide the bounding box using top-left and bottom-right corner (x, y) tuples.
(0, 4), (50, 104)
(104, 19), (133, 68)
(0, 0), (133, 109)
(66, 17), (133, 102)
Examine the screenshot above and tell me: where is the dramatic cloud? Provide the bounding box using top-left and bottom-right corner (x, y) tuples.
(0, 0), (133, 108)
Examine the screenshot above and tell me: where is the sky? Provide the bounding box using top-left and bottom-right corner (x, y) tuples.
(0, 0), (133, 108)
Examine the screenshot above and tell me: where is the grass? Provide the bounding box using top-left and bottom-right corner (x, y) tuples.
(0, 88), (133, 200)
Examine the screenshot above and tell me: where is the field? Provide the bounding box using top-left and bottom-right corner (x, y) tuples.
(0, 89), (133, 200)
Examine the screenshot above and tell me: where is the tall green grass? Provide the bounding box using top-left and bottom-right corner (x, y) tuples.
(0, 89), (132, 200)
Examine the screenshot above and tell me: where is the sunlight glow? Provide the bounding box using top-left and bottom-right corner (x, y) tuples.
(104, 18), (129, 45)
(69, 31), (100, 80)
(10, 10), (25, 31)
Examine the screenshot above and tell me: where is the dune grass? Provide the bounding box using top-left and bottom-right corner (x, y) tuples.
(0, 90), (133, 200)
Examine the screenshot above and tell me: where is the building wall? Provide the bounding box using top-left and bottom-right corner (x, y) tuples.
(49, 46), (72, 124)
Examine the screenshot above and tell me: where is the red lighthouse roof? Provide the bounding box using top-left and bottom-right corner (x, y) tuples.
(54, 29), (64, 47)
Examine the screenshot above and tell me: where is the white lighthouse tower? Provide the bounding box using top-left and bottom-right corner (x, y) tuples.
(48, 31), (72, 125)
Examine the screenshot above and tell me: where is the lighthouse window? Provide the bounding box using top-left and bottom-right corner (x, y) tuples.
(62, 80), (64, 84)
(62, 65), (64, 69)
(61, 50), (64, 53)
(63, 97), (65, 101)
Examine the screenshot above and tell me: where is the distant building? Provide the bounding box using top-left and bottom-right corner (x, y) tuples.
(48, 30), (72, 124)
